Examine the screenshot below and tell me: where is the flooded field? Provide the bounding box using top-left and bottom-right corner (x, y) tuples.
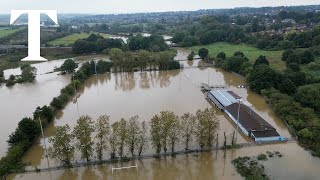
(2, 48), (320, 180)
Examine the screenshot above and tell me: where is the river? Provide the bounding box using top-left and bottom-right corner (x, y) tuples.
(2, 48), (320, 180)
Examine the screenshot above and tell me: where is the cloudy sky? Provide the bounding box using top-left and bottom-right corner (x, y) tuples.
(1, 0), (320, 14)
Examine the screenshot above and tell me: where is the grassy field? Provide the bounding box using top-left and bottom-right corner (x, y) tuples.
(48, 32), (112, 46)
(189, 42), (285, 71)
(0, 28), (24, 38)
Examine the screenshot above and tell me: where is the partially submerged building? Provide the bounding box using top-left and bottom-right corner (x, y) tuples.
(207, 89), (282, 142)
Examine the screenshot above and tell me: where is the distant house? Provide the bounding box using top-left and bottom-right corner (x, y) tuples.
(207, 89), (282, 142)
(282, 19), (296, 24)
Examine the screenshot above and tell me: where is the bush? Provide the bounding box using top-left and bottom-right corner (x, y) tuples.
(257, 154), (268, 161)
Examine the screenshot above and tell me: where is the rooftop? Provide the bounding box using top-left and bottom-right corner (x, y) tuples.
(224, 103), (278, 134)
(209, 89), (239, 107)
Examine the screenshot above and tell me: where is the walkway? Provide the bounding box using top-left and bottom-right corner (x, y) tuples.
(14, 138), (296, 174)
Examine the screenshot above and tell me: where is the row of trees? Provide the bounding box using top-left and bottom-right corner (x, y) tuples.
(108, 48), (180, 72)
(48, 109), (219, 164)
(73, 34), (124, 54)
(127, 34), (168, 52)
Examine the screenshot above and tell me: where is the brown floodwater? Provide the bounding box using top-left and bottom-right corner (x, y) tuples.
(0, 55), (110, 156)
(3, 48), (320, 180)
(0, 72), (71, 156)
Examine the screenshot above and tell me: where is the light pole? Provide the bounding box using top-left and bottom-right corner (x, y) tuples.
(235, 97), (242, 144)
(72, 75), (80, 118)
(207, 70), (210, 86)
(36, 109), (50, 170)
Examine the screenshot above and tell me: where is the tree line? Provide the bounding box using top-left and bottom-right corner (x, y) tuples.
(73, 34), (123, 54)
(108, 48), (180, 72)
(48, 108), (219, 164)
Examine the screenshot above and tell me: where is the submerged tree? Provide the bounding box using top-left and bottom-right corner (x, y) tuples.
(127, 115), (140, 156)
(137, 121), (148, 156)
(95, 115), (110, 161)
(150, 115), (162, 154)
(168, 113), (180, 153)
(48, 125), (75, 165)
(109, 122), (119, 159)
(181, 113), (196, 150)
(73, 115), (94, 162)
(60, 59), (78, 73)
(195, 108), (219, 149)
(159, 111), (176, 153)
(113, 118), (128, 158)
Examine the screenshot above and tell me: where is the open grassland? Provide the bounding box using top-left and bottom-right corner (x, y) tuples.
(0, 28), (24, 38)
(190, 42), (285, 71)
(48, 32), (112, 46)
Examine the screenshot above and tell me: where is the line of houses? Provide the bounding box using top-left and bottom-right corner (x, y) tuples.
(207, 89), (284, 142)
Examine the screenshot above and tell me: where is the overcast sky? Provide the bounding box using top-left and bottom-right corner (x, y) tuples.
(1, 0), (320, 14)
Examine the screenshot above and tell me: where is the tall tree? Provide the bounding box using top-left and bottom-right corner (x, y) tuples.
(159, 111), (177, 153)
(195, 108), (219, 149)
(73, 115), (94, 162)
(127, 115), (140, 156)
(19, 65), (37, 82)
(217, 52), (226, 60)
(198, 48), (209, 60)
(137, 121), (148, 156)
(110, 122), (119, 159)
(181, 113), (196, 150)
(60, 59), (78, 73)
(150, 115), (162, 154)
(95, 115), (110, 161)
(254, 55), (269, 67)
(48, 125), (75, 165)
(168, 113), (180, 153)
(113, 118), (127, 158)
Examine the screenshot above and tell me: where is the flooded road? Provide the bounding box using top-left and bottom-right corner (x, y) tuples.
(2, 48), (320, 180)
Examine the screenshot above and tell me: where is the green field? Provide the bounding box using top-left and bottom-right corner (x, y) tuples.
(48, 32), (112, 46)
(0, 28), (23, 38)
(189, 42), (285, 70)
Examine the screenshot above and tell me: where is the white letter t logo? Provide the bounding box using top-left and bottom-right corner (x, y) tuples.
(10, 10), (58, 61)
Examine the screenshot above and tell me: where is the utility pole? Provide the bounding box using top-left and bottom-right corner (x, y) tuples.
(72, 75), (80, 118)
(208, 70), (210, 86)
(37, 109), (51, 170)
(235, 97), (242, 144)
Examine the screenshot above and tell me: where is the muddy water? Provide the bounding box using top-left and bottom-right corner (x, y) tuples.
(3, 55), (111, 79)
(10, 142), (320, 180)
(0, 55), (110, 156)
(3, 48), (320, 179)
(0, 72), (71, 156)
